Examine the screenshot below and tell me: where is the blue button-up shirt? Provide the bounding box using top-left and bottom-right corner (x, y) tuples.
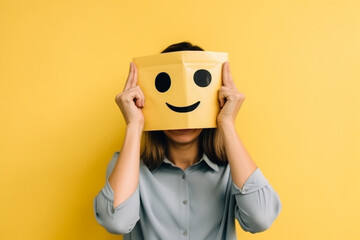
(94, 152), (281, 240)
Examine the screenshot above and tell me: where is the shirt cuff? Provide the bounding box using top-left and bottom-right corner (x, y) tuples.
(100, 179), (139, 213)
(101, 179), (115, 202)
(232, 168), (269, 194)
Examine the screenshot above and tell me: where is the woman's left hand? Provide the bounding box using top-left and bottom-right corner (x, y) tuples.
(217, 62), (245, 127)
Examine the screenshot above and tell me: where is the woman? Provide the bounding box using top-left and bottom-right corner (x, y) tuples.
(94, 42), (281, 239)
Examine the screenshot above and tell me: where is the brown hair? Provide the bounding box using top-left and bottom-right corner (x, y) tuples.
(140, 42), (228, 170)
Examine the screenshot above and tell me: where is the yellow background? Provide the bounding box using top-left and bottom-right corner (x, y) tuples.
(0, 0), (359, 239)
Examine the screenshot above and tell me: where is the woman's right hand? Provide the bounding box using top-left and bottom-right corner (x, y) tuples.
(115, 62), (145, 131)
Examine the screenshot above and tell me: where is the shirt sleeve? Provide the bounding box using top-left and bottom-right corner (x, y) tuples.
(232, 168), (282, 233)
(93, 152), (140, 234)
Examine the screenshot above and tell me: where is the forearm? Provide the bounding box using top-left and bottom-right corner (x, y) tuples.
(219, 121), (257, 188)
(108, 123), (142, 208)
(233, 169), (281, 233)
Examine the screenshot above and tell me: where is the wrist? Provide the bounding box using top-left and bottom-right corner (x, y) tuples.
(126, 122), (144, 136)
(217, 120), (238, 139)
(217, 119), (235, 130)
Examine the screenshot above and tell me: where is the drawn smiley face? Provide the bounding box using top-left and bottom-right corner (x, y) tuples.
(155, 69), (212, 113)
(134, 51), (227, 131)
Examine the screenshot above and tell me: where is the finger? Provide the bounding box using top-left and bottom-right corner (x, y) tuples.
(135, 86), (145, 108)
(116, 86), (142, 105)
(134, 88), (144, 108)
(222, 62), (230, 86)
(219, 86), (240, 107)
(218, 87), (227, 108)
(128, 86), (143, 108)
(123, 62), (135, 91)
(131, 63), (138, 88)
(139, 87), (145, 108)
(135, 97), (142, 108)
(219, 96), (226, 108)
(222, 62), (235, 87)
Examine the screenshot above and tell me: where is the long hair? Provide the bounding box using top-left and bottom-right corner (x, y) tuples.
(140, 42), (228, 170)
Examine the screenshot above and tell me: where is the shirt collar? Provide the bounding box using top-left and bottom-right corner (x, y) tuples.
(201, 154), (219, 172)
(162, 154), (219, 172)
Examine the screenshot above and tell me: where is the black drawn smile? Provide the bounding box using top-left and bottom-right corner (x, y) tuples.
(166, 101), (200, 113)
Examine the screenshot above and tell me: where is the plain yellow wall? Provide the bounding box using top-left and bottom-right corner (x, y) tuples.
(1, 0), (359, 239)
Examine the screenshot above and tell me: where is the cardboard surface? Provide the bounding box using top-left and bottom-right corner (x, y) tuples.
(133, 51), (228, 131)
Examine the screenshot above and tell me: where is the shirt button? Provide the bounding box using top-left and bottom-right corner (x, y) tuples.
(182, 200), (187, 205)
(182, 229), (188, 236)
(181, 174), (186, 179)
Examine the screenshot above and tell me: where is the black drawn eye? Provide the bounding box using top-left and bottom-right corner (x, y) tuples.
(155, 72), (171, 93)
(193, 69), (212, 87)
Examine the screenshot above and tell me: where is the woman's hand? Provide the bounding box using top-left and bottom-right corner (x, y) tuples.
(217, 62), (245, 128)
(109, 63), (143, 208)
(115, 62), (145, 130)
(217, 62), (257, 189)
